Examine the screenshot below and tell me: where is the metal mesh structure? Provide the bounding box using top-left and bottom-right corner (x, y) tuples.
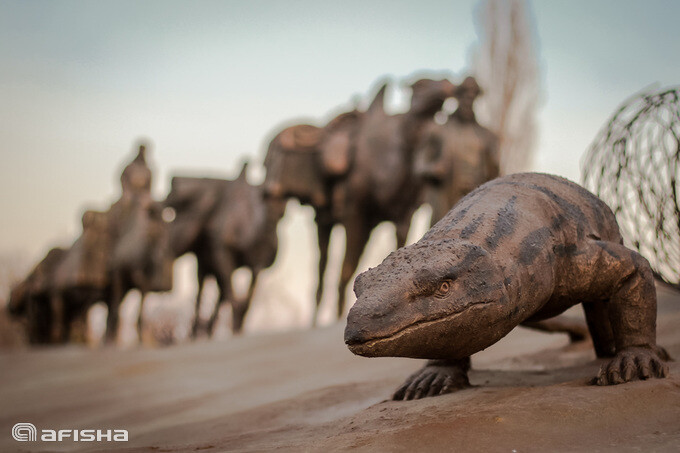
(582, 86), (680, 289)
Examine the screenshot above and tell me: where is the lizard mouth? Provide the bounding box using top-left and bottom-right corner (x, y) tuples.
(345, 298), (503, 359)
(345, 309), (467, 356)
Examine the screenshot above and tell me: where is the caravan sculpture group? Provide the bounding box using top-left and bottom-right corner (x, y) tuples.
(9, 74), (501, 344)
(3, 75), (615, 353)
(8, 147), (282, 344)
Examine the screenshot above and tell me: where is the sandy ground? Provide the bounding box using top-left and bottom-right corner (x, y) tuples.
(1, 284), (679, 453)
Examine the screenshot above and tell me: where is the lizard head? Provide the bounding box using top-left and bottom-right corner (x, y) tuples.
(344, 239), (512, 360)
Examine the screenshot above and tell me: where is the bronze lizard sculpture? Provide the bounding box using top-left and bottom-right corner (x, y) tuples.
(345, 173), (670, 400)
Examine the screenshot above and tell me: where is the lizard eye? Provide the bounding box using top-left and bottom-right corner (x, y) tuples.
(435, 279), (453, 297)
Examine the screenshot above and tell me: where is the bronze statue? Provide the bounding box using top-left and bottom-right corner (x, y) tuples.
(263, 108), (363, 325)
(331, 78), (456, 319)
(104, 143), (173, 343)
(165, 163), (283, 336)
(9, 207), (171, 345)
(9, 143), (174, 345)
(345, 173), (670, 400)
(415, 76), (499, 224)
(8, 214), (109, 345)
(105, 200), (173, 343)
(264, 78), (455, 323)
(8, 248), (74, 343)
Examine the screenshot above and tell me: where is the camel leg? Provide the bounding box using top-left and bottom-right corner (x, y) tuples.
(338, 216), (371, 320)
(232, 269), (258, 334)
(429, 193), (447, 226)
(191, 265), (207, 339)
(49, 292), (67, 343)
(69, 305), (89, 344)
(136, 291), (147, 343)
(131, 269), (150, 342)
(395, 215), (412, 249)
(106, 273), (124, 345)
(208, 248), (235, 337)
(27, 297), (47, 344)
(313, 220), (332, 326)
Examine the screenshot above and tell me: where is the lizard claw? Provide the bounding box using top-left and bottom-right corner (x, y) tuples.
(595, 347), (669, 386)
(393, 362), (470, 400)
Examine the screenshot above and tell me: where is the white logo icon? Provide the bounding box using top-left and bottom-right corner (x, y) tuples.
(12, 423), (37, 442)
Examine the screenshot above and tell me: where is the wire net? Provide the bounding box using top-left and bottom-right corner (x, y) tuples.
(582, 86), (680, 289)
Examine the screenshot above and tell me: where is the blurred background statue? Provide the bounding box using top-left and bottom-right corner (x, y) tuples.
(264, 78), (455, 323)
(165, 162), (283, 337)
(582, 86), (680, 290)
(8, 247), (81, 344)
(8, 211), (111, 344)
(105, 142), (173, 343)
(263, 98), (365, 326)
(414, 76), (499, 224)
(4, 61), (545, 345)
(8, 142), (174, 345)
(333, 78), (456, 318)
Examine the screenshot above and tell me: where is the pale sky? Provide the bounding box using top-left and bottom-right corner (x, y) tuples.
(1, 1), (679, 327)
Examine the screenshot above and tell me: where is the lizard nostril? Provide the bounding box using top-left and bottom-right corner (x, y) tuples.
(344, 325), (364, 345)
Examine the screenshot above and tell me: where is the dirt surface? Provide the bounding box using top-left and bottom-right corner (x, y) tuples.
(1, 284), (679, 452)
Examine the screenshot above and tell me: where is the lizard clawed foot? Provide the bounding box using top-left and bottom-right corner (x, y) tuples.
(595, 346), (670, 386)
(393, 360), (470, 400)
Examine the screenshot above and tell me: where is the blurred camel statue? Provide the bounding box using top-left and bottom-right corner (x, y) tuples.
(264, 77), (456, 323)
(164, 163), (284, 337)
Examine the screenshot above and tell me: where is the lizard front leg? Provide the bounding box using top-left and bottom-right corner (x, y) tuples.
(590, 243), (670, 385)
(393, 357), (470, 400)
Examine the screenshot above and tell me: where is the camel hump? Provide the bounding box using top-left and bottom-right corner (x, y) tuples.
(264, 124), (328, 206)
(320, 130), (352, 177)
(279, 124), (322, 152)
(320, 110), (361, 177)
